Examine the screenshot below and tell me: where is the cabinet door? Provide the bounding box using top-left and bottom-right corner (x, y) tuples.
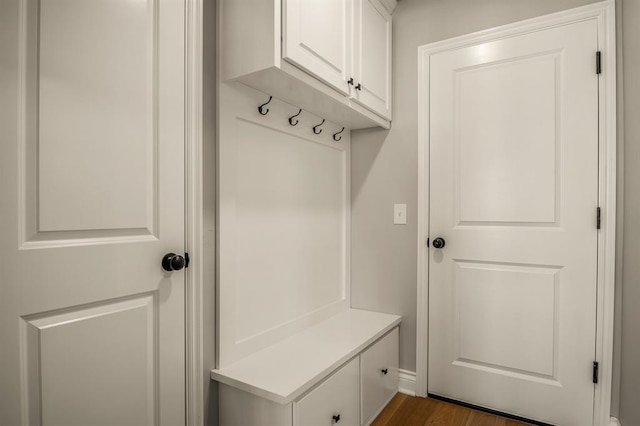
(353, 0), (392, 119)
(294, 358), (360, 426)
(283, 0), (352, 95)
(360, 328), (399, 425)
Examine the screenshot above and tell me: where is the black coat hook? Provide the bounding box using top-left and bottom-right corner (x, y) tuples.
(258, 96), (272, 115)
(333, 127), (345, 142)
(289, 109), (302, 126)
(312, 119), (325, 135)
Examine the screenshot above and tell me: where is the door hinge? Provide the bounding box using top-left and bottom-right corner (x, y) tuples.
(184, 252), (190, 268)
(593, 361), (599, 384)
(596, 51), (602, 74)
(597, 207), (601, 230)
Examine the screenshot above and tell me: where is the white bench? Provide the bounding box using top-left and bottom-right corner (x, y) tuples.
(211, 309), (401, 425)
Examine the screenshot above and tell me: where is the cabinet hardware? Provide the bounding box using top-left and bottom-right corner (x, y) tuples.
(355, 83), (362, 91)
(332, 414), (341, 423)
(333, 127), (345, 141)
(348, 77), (354, 85)
(312, 119), (325, 134)
(288, 108), (302, 126)
(381, 368), (388, 375)
(258, 96), (272, 115)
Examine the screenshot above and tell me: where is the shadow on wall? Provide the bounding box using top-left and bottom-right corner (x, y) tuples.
(351, 128), (389, 201)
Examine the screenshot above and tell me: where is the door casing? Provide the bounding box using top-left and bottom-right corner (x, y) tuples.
(416, 2), (617, 425)
(186, 0), (204, 424)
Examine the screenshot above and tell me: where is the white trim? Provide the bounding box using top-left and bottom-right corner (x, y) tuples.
(593, 4), (618, 426)
(378, 0), (398, 15)
(185, 0), (204, 424)
(398, 369), (416, 396)
(416, 2), (617, 425)
(415, 20), (430, 398)
(610, 418), (621, 426)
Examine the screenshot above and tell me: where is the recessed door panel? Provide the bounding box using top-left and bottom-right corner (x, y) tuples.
(22, 296), (157, 425)
(37, 0), (155, 233)
(454, 261), (559, 378)
(456, 55), (559, 225)
(19, 0), (160, 245)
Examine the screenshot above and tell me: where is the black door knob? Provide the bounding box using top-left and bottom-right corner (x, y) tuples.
(162, 253), (185, 271)
(432, 237), (446, 249)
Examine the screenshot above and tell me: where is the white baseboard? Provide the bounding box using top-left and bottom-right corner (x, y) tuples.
(610, 418), (621, 426)
(398, 369), (416, 396)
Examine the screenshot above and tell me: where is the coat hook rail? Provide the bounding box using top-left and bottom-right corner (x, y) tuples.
(258, 96), (272, 115)
(333, 127), (345, 142)
(289, 109), (302, 126)
(312, 119), (325, 135)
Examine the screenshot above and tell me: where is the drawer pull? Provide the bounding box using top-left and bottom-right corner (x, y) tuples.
(381, 368), (388, 375)
(332, 414), (341, 423)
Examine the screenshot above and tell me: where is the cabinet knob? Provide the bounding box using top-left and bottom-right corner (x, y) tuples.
(332, 414), (341, 423)
(381, 368), (388, 375)
(347, 77), (354, 85)
(355, 83), (362, 91)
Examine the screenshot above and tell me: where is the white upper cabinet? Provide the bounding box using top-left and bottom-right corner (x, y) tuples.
(283, 0), (392, 120)
(283, 0), (352, 96)
(352, 0), (392, 119)
(220, 0), (393, 129)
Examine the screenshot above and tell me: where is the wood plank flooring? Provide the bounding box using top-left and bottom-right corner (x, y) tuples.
(372, 393), (533, 426)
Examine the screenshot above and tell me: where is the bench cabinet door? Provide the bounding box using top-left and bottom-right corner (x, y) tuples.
(294, 357), (360, 426)
(360, 328), (399, 425)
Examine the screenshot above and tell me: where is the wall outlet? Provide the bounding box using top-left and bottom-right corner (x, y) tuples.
(394, 204), (407, 225)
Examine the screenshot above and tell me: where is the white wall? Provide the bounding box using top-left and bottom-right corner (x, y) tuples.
(217, 82), (351, 368)
(618, 1), (640, 423)
(349, 0), (607, 401)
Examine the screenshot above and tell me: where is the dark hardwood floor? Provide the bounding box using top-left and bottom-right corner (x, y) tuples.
(372, 393), (533, 426)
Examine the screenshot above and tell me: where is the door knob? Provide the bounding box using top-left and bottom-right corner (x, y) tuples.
(432, 237), (446, 249)
(162, 253), (185, 271)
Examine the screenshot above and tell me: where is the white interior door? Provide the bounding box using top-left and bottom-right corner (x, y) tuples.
(0, 0), (186, 424)
(428, 19), (599, 426)
(283, 0), (352, 95)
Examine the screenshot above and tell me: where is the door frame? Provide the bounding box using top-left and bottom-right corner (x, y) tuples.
(415, 2), (617, 425)
(185, 0), (204, 424)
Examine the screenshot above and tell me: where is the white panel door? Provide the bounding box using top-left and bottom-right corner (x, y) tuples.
(352, 0), (392, 119)
(428, 20), (599, 426)
(283, 0), (352, 95)
(0, 0), (186, 424)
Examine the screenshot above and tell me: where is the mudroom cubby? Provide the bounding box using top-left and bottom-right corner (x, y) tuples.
(212, 82), (401, 425)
